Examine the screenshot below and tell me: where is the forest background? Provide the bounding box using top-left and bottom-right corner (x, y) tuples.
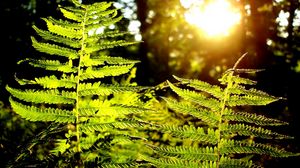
(0, 0), (299, 167)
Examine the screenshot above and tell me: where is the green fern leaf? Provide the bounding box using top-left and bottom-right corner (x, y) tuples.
(81, 119), (147, 133)
(27, 59), (77, 73)
(219, 74), (257, 86)
(35, 75), (77, 89)
(80, 64), (135, 80)
(219, 156), (255, 168)
(220, 140), (300, 158)
(89, 31), (130, 40)
(154, 145), (218, 161)
(46, 16), (82, 29)
(81, 56), (139, 67)
(79, 104), (148, 117)
(88, 8), (118, 19)
(31, 37), (79, 59)
(173, 75), (224, 99)
(221, 123), (292, 139)
(86, 16), (123, 31)
(50, 139), (71, 155)
(78, 82), (145, 96)
(167, 81), (220, 111)
(162, 97), (219, 126)
(59, 6), (84, 22)
(143, 155), (217, 168)
(101, 163), (140, 168)
(9, 97), (75, 122)
(85, 41), (139, 54)
(160, 125), (219, 144)
(6, 86), (76, 104)
(226, 95), (279, 106)
(42, 18), (82, 39)
(228, 85), (272, 98)
(33, 25), (81, 48)
(92, 56), (140, 65)
(84, 1), (113, 13)
(16, 75), (77, 89)
(223, 110), (288, 126)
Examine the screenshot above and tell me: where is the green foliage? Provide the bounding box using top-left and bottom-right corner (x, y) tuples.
(6, 0), (150, 167)
(149, 56), (300, 167)
(4, 0), (299, 167)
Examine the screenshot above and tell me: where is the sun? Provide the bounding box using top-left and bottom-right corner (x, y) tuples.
(183, 0), (241, 37)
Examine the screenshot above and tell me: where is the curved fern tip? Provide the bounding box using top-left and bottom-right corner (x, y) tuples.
(233, 52), (248, 69)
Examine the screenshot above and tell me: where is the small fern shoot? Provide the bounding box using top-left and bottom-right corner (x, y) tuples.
(151, 55), (299, 168)
(6, 0), (150, 167)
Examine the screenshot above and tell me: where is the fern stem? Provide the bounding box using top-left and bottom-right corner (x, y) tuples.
(216, 71), (234, 168)
(74, 5), (89, 154)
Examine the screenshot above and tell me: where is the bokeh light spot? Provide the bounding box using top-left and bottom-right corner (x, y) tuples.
(183, 0), (241, 37)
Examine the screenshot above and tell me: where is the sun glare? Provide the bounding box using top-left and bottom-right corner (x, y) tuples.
(184, 0), (241, 37)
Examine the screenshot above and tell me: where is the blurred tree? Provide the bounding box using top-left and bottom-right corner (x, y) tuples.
(262, 1), (300, 167)
(136, 0), (258, 86)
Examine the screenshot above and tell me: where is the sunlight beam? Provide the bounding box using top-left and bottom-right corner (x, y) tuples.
(183, 0), (241, 37)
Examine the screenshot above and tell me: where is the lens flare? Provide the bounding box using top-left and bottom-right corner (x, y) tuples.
(184, 0), (241, 37)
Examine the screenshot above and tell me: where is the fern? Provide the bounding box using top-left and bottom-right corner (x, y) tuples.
(150, 55), (300, 167)
(6, 0), (150, 167)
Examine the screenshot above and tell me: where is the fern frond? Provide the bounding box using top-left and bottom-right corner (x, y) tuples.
(143, 155), (216, 168)
(81, 119), (147, 133)
(78, 82), (145, 96)
(220, 140), (300, 157)
(219, 74), (257, 85)
(89, 31), (130, 40)
(36, 75), (77, 89)
(221, 123), (292, 139)
(83, 1), (113, 13)
(223, 110), (288, 126)
(50, 139), (71, 155)
(27, 59), (77, 73)
(228, 86), (271, 98)
(226, 95), (279, 106)
(88, 8), (118, 19)
(92, 56), (140, 65)
(79, 104), (148, 117)
(59, 6), (84, 22)
(167, 81), (220, 111)
(86, 16), (123, 31)
(31, 37), (79, 59)
(160, 125), (219, 144)
(33, 25), (81, 48)
(162, 97), (219, 126)
(80, 64), (135, 80)
(173, 75), (224, 99)
(9, 97), (75, 122)
(85, 41), (139, 54)
(7, 0), (152, 166)
(6, 86), (76, 104)
(46, 17), (81, 29)
(42, 18), (82, 39)
(162, 59), (299, 167)
(154, 145), (218, 161)
(101, 162), (140, 168)
(81, 56), (139, 67)
(79, 134), (106, 150)
(219, 156), (255, 168)
(16, 75), (77, 89)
